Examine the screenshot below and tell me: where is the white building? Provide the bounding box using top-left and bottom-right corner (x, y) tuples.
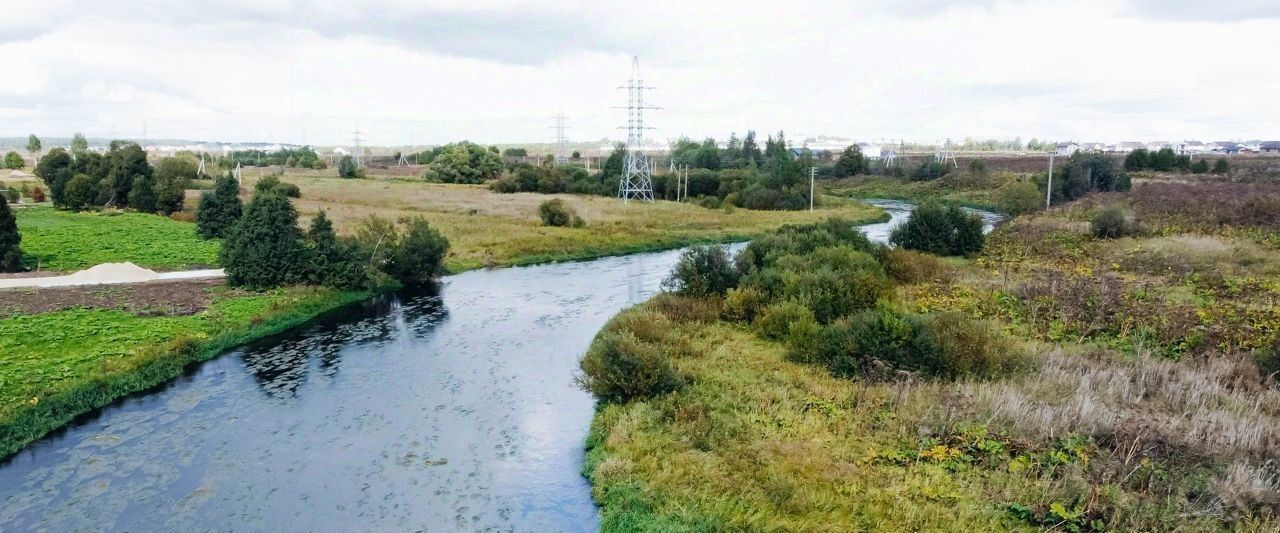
(1055, 142), (1079, 156)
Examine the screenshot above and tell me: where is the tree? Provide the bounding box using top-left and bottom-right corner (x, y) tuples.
(998, 180), (1043, 216)
(0, 194), (22, 272)
(338, 155), (359, 178)
(834, 145), (866, 177)
(1123, 148), (1150, 171)
(742, 130), (762, 166)
(1212, 159), (1230, 175)
(3, 151), (22, 169)
(103, 142), (151, 207)
(196, 174), (243, 238)
(26, 134), (41, 163)
(34, 148), (74, 206)
(128, 173), (157, 212)
(221, 192), (306, 289)
(889, 201), (985, 256)
(154, 157), (197, 214)
(306, 210), (368, 289)
(502, 147), (528, 157)
(693, 138), (723, 170)
(571, 150), (581, 159)
(62, 174), (98, 211)
(601, 143), (626, 179)
(384, 216), (450, 286)
(70, 133), (89, 156)
(1190, 159), (1209, 174)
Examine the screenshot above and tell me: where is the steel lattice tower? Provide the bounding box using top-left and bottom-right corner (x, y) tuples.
(617, 56), (658, 203)
(551, 114), (570, 165)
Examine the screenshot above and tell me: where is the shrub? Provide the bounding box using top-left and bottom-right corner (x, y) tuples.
(722, 286), (769, 322)
(882, 248), (953, 284)
(306, 210), (369, 289)
(383, 216), (450, 285)
(29, 186), (45, 203)
(3, 151), (23, 169)
(0, 194), (21, 271)
(220, 192), (306, 289)
(889, 201), (984, 256)
(255, 175), (302, 198)
(1212, 159), (1230, 175)
(645, 293), (723, 324)
(195, 174), (243, 239)
(338, 155), (360, 178)
(910, 157), (949, 181)
(538, 198), (578, 227)
(921, 312), (1026, 378)
(998, 180), (1043, 216)
(754, 300), (814, 341)
(577, 329), (681, 404)
(1091, 205), (1133, 239)
(837, 308), (916, 377)
(1190, 159), (1209, 174)
(662, 245), (739, 297)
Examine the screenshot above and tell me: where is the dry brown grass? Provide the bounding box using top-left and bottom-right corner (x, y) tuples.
(239, 172), (884, 272)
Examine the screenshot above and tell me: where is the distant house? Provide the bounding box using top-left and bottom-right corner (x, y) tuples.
(1055, 142), (1079, 156)
(1176, 141), (1207, 155)
(1147, 141), (1172, 152)
(858, 143), (884, 160)
(1081, 142), (1106, 152)
(1261, 141), (1280, 154)
(1111, 142), (1145, 153)
(1243, 140), (1264, 152)
(1209, 142), (1240, 154)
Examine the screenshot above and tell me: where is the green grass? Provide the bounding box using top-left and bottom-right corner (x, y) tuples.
(14, 207), (220, 271)
(824, 174), (1011, 213)
(0, 286), (372, 459)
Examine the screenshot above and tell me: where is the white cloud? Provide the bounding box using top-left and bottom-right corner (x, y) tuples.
(0, 0), (1277, 145)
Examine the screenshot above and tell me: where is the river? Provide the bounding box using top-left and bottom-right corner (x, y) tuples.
(0, 201), (999, 532)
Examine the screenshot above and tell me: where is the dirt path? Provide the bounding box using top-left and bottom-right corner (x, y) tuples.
(0, 263), (224, 289)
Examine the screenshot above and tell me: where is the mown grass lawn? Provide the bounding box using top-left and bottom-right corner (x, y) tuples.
(14, 207), (220, 271)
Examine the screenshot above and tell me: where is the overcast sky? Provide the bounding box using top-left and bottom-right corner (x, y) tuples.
(2, 0), (1277, 146)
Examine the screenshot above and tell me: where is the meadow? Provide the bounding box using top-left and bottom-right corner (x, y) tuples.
(247, 171), (886, 271)
(14, 207), (220, 271)
(583, 174), (1280, 531)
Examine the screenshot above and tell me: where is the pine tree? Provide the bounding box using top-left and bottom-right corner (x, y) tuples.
(0, 194), (22, 272)
(196, 174), (243, 239)
(306, 210), (368, 289)
(221, 192), (305, 289)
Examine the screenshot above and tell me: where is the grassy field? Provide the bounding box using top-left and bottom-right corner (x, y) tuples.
(245, 172), (886, 272)
(0, 285), (371, 459)
(584, 181), (1280, 531)
(14, 207), (220, 271)
(824, 174), (1013, 212)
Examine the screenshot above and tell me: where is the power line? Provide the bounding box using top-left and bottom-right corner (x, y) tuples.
(616, 56), (660, 204)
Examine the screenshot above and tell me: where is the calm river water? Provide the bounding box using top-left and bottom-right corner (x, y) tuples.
(0, 201), (998, 532)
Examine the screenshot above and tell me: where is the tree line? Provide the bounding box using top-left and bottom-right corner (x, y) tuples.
(33, 142), (192, 213)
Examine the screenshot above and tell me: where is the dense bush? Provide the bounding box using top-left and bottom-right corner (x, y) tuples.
(882, 248), (953, 284)
(152, 157), (195, 214)
(62, 174), (97, 211)
(220, 192), (306, 289)
(538, 198), (583, 227)
(889, 201), (984, 256)
(305, 210), (369, 289)
(919, 312), (1026, 378)
(338, 155), (362, 179)
(1212, 159), (1230, 175)
(1190, 159), (1209, 174)
(254, 174), (302, 198)
(384, 216), (450, 286)
(0, 194), (21, 271)
(998, 180), (1043, 216)
(662, 245), (739, 297)
(34, 142), (159, 212)
(736, 218), (875, 274)
(722, 286), (769, 322)
(3, 151), (22, 169)
(29, 186), (44, 203)
(909, 157), (950, 181)
(745, 246), (889, 324)
(1091, 205), (1133, 239)
(195, 174), (243, 239)
(577, 325), (681, 404)
(1043, 152), (1130, 204)
(422, 141), (504, 184)
(754, 300), (815, 341)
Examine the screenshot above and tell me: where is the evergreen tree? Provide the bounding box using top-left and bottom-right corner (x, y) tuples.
(128, 173), (157, 212)
(742, 130), (762, 166)
(221, 192), (305, 289)
(195, 174), (243, 239)
(104, 142), (151, 206)
(0, 194), (22, 272)
(305, 210), (368, 289)
(889, 202), (985, 256)
(338, 155), (358, 178)
(1212, 158), (1230, 175)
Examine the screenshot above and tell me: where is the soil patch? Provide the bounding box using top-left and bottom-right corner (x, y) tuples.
(0, 278), (226, 316)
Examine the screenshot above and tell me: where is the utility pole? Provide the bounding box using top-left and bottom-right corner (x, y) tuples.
(1045, 154), (1055, 208)
(809, 166), (817, 211)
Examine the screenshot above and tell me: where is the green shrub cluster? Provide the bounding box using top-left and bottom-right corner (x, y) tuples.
(538, 198), (584, 227)
(577, 309), (683, 403)
(254, 174), (302, 198)
(34, 143), (191, 214)
(1091, 204), (1134, 239)
(662, 245), (739, 297)
(889, 201), (984, 256)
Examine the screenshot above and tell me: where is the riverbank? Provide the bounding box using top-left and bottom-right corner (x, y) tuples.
(581, 191), (1280, 531)
(0, 285), (378, 460)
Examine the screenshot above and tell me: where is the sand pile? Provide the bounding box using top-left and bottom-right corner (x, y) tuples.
(62, 262), (161, 284)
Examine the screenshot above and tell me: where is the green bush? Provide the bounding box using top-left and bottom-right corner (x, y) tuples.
(255, 175), (302, 198)
(1091, 205), (1133, 239)
(920, 312), (1026, 379)
(3, 151), (23, 169)
(306, 210), (369, 289)
(889, 201), (984, 257)
(662, 245), (739, 297)
(62, 174), (97, 211)
(577, 329), (681, 404)
(220, 192), (306, 289)
(722, 286), (769, 323)
(882, 248), (953, 284)
(338, 156), (360, 179)
(754, 300), (814, 341)
(998, 180), (1043, 216)
(195, 174), (243, 239)
(538, 198), (578, 227)
(384, 216), (450, 286)
(747, 246), (889, 323)
(1212, 159), (1229, 175)
(0, 194), (21, 271)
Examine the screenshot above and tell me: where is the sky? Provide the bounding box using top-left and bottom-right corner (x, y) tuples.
(1, 0), (1278, 147)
